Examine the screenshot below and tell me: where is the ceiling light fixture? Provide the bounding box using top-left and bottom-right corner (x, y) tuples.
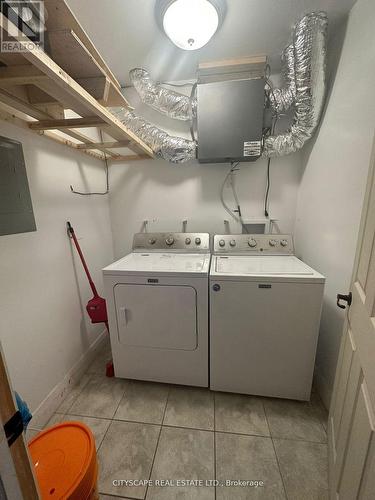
(158, 0), (225, 51)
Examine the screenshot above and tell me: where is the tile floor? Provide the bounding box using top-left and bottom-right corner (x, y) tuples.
(27, 341), (329, 499)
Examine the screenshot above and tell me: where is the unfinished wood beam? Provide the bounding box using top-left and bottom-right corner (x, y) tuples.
(47, 29), (106, 79)
(27, 85), (58, 105)
(0, 87), (50, 120)
(29, 117), (107, 130)
(0, 89), (117, 156)
(109, 154), (150, 162)
(0, 346), (40, 499)
(44, 0), (122, 90)
(0, 65), (49, 86)
(33, 103), (65, 120)
(34, 79), (93, 116)
(99, 82), (130, 107)
(0, 13), (153, 156)
(76, 76), (110, 101)
(0, 106), (106, 161)
(76, 140), (131, 150)
(198, 55), (267, 83)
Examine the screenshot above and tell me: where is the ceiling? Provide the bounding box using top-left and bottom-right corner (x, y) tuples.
(66, 0), (356, 87)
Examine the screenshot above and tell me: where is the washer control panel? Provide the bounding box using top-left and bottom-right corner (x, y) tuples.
(133, 233), (210, 252)
(213, 234), (294, 254)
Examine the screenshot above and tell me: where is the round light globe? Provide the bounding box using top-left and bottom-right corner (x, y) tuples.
(162, 0), (220, 50)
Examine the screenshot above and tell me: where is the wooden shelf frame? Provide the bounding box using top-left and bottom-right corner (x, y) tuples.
(0, 9), (153, 163)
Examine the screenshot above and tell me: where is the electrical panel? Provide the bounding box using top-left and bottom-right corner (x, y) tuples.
(0, 136), (36, 236)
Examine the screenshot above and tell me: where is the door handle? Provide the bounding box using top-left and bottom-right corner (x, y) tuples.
(337, 292), (352, 309)
(120, 307), (129, 325)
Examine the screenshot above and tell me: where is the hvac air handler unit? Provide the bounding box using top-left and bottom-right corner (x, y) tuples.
(197, 75), (266, 164)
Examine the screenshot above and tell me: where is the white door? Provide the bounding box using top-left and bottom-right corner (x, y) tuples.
(114, 284), (197, 350)
(328, 136), (375, 499)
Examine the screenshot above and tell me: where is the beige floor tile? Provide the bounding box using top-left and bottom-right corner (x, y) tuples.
(43, 413), (66, 429)
(88, 342), (113, 375)
(98, 420), (160, 499)
(100, 496), (134, 500)
(114, 380), (169, 425)
(164, 386), (214, 430)
(69, 374), (127, 419)
(63, 415), (111, 449)
(274, 438), (328, 500)
(215, 392), (270, 437)
(55, 373), (91, 413)
(216, 432), (286, 499)
(264, 398), (327, 443)
(147, 426), (215, 500)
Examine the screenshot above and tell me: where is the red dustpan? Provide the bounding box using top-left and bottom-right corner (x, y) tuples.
(67, 221), (114, 377)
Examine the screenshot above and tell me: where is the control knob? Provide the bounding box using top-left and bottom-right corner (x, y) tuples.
(165, 236), (175, 246)
(248, 238), (257, 248)
(229, 239), (236, 247)
(280, 239), (288, 247)
(195, 237), (201, 245)
(185, 237), (191, 245)
(219, 239), (226, 247)
(148, 238), (156, 245)
(269, 239), (278, 247)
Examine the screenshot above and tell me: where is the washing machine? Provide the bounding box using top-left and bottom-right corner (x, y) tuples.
(210, 234), (325, 400)
(103, 233), (210, 387)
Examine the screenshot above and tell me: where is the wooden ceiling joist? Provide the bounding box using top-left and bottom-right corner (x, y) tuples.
(0, 65), (49, 86)
(0, 7), (153, 164)
(76, 140), (131, 150)
(29, 116), (107, 130)
(43, 0), (121, 90)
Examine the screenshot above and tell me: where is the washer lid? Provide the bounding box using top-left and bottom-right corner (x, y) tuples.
(212, 255), (325, 282)
(103, 252), (211, 276)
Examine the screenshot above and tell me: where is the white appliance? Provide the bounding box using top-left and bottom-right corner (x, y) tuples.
(210, 234), (325, 400)
(103, 233), (210, 387)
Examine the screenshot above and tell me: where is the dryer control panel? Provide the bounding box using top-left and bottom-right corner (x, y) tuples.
(213, 234), (294, 254)
(133, 233), (210, 252)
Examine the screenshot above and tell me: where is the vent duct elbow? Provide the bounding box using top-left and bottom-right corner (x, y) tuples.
(269, 43), (296, 114)
(111, 107), (196, 163)
(264, 11), (328, 157)
(129, 68), (197, 121)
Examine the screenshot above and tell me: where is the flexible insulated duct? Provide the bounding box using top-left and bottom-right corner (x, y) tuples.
(269, 43), (296, 114)
(264, 11), (328, 157)
(111, 107), (196, 163)
(129, 68), (197, 121)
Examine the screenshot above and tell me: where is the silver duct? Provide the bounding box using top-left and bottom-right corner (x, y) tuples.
(129, 68), (197, 121)
(268, 43), (296, 114)
(111, 107), (196, 163)
(264, 11), (328, 157)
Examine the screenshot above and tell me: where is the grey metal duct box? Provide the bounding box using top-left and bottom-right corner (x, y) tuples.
(197, 78), (265, 163)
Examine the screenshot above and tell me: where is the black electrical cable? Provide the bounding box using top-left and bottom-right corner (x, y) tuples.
(263, 65), (279, 218)
(264, 157), (271, 217)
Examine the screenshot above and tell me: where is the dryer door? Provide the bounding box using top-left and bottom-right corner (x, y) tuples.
(114, 284), (197, 350)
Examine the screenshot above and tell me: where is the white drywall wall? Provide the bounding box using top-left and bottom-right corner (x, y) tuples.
(0, 121), (113, 412)
(109, 89), (302, 258)
(294, 0), (375, 407)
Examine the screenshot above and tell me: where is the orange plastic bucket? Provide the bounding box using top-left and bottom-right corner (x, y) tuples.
(28, 422), (98, 500)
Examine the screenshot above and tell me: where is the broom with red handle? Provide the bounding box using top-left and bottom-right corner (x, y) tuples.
(67, 222), (114, 376)
(67, 221), (109, 331)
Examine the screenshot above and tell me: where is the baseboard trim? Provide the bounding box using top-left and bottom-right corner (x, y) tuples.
(29, 331), (108, 430)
